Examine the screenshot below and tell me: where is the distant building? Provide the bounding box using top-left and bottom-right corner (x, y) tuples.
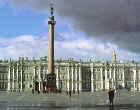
(0, 51), (139, 92)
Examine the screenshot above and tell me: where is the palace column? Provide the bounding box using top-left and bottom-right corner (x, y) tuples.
(122, 66), (125, 88)
(16, 63), (19, 91)
(33, 66), (36, 91)
(33, 66), (36, 79)
(78, 66), (82, 92)
(133, 68), (136, 91)
(12, 66), (15, 92)
(100, 67), (103, 90)
(105, 68), (108, 89)
(75, 66), (78, 92)
(109, 67), (113, 89)
(38, 66), (41, 91)
(71, 66), (74, 92)
(67, 66), (70, 92)
(113, 67), (116, 87)
(137, 68), (140, 91)
(20, 66), (23, 91)
(109, 68), (112, 79)
(91, 66), (94, 92)
(3, 80), (5, 90)
(7, 66), (11, 91)
(56, 66), (59, 90)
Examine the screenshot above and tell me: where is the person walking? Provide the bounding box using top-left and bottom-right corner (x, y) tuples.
(32, 88), (34, 94)
(108, 88), (115, 106)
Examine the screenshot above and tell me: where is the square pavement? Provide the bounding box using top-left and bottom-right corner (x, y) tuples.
(0, 90), (139, 110)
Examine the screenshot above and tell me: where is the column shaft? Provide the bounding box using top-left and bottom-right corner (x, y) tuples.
(75, 66), (78, 92)
(34, 67), (36, 79)
(7, 66), (11, 91)
(71, 67), (74, 92)
(122, 67), (125, 87)
(134, 69), (136, 91)
(113, 68), (116, 83)
(33, 66), (36, 91)
(67, 67), (70, 92)
(105, 68), (108, 89)
(38, 66), (41, 91)
(20, 67), (23, 91)
(100, 67), (103, 90)
(12, 67), (14, 91)
(16, 63), (19, 91)
(48, 21), (55, 74)
(79, 66), (82, 92)
(91, 67), (94, 92)
(56, 67), (59, 90)
(109, 68), (112, 79)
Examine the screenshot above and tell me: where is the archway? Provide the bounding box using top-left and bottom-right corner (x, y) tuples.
(82, 68), (91, 91)
(34, 81), (39, 92)
(124, 69), (133, 90)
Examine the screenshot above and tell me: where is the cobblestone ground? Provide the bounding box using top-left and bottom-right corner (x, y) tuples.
(0, 89), (139, 110)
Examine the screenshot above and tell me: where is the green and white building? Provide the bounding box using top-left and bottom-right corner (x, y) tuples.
(0, 51), (140, 92)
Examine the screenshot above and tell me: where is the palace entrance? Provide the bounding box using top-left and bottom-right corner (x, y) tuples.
(82, 68), (91, 91)
(34, 81), (39, 92)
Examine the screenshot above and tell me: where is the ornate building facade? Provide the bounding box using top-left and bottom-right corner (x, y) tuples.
(0, 51), (140, 92)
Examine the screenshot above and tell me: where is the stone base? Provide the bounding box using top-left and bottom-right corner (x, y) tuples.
(46, 74), (57, 93)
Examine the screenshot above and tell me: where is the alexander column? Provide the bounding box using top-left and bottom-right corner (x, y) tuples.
(46, 4), (57, 92)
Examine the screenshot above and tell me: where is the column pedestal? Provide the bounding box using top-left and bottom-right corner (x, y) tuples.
(46, 74), (56, 93)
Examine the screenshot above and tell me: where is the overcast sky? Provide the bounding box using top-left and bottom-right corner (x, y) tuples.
(0, 0), (139, 61)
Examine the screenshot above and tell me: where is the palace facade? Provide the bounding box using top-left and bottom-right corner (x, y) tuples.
(0, 51), (140, 92)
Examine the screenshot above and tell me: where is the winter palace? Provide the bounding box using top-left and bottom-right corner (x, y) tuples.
(0, 51), (139, 93)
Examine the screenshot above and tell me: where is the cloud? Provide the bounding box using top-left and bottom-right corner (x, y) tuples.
(0, 35), (47, 58)
(7, 0), (140, 54)
(61, 39), (94, 50)
(0, 31), (138, 61)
